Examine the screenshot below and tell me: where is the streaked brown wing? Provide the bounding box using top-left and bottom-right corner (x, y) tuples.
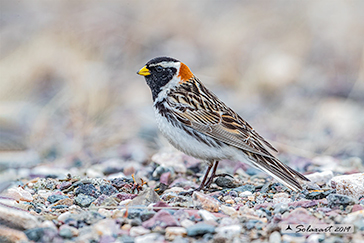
(167, 78), (278, 159)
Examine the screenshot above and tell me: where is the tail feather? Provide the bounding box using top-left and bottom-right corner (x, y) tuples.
(245, 151), (309, 191)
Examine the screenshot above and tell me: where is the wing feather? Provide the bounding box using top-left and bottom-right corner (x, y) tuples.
(166, 78), (278, 159)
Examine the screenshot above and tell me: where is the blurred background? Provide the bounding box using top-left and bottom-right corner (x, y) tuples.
(1, 0), (364, 184)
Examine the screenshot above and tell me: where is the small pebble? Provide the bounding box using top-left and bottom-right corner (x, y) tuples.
(269, 231), (281, 243)
(215, 224), (242, 239)
(234, 184), (256, 193)
(142, 209), (179, 229)
(220, 205), (237, 217)
(130, 226), (151, 237)
(198, 209), (217, 223)
(193, 191), (220, 212)
(239, 191), (253, 197)
(327, 194), (355, 208)
(47, 194), (68, 203)
(165, 227), (187, 241)
(215, 177), (236, 188)
(75, 184), (101, 198)
(180, 219), (195, 228)
(74, 194), (95, 207)
(186, 223), (215, 237)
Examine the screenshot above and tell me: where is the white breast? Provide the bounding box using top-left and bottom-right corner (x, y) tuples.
(154, 108), (240, 161)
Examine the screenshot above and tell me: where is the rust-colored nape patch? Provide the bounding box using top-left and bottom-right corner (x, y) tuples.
(178, 62), (194, 83)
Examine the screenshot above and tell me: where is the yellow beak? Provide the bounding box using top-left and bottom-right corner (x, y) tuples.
(137, 66), (151, 76)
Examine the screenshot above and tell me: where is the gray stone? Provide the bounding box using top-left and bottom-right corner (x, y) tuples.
(24, 227), (57, 242)
(186, 223), (215, 237)
(129, 188), (160, 206)
(127, 209), (142, 219)
(234, 184), (256, 193)
(59, 227), (73, 239)
(75, 184), (101, 198)
(327, 194), (355, 208)
(47, 194), (68, 203)
(74, 194), (96, 207)
(273, 203), (289, 214)
(269, 231), (281, 243)
(100, 184), (118, 196)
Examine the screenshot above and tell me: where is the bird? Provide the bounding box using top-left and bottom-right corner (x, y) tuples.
(137, 56), (309, 192)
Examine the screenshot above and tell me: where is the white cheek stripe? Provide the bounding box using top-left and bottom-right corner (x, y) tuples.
(149, 62), (181, 69)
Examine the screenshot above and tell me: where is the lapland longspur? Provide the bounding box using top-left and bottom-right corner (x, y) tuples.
(137, 57), (309, 191)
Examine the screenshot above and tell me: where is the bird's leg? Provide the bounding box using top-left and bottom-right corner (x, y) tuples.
(179, 163), (214, 196)
(203, 161), (219, 188)
(194, 162), (213, 191)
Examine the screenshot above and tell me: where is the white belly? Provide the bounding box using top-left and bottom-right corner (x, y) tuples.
(154, 108), (239, 161)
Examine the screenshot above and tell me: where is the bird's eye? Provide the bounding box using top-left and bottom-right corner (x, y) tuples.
(156, 66), (163, 72)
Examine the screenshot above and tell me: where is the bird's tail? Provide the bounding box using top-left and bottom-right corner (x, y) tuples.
(244, 151), (309, 191)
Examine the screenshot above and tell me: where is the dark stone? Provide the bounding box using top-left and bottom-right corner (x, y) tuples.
(111, 177), (133, 188)
(59, 182), (72, 190)
(215, 177), (235, 188)
(186, 223), (215, 236)
(305, 190), (335, 200)
(154, 183), (169, 195)
(100, 184), (118, 196)
(227, 190), (238, 197)
(130, 218), (142, 227)
(327, 194), (355, 208)
(47, 195), (69, 203)
(74, 194), (95, 207)
(140, 211), (156, 222)
(75, 184), (101, 198)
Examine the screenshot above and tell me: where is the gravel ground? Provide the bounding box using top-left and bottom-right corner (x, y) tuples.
(1, 151), (363, 243)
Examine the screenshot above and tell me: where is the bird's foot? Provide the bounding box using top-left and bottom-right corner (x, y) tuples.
(203, 173), (234, 188)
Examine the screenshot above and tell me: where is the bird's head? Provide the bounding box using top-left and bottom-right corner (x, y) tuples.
(137, 57), (193, 100)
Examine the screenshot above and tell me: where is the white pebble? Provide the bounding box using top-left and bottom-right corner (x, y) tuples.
(180, 219), (194, 228)
(221, 205), (237, 217)
(239, 191), (252, 197)
(130, 226), (151, 237)
(216, 225), (242, 239)
(198, 209), (217, 223)
(165, 227), (187, 241)
(269, 231), (281, 243)
(306, 171), (334, 184)
(329, 173), (364, 200)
